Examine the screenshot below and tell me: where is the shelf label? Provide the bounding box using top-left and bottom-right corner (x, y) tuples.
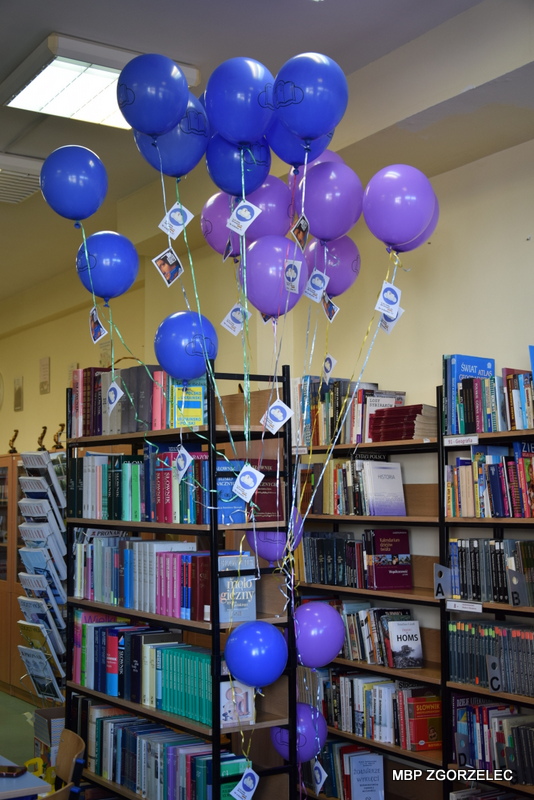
(444, 435), (479, 446)
(507, 569), (530, 607)
(486, 654), (503, 692)
(434, 564), (451, 599)
(446, 600), (483, 613)
(230, 768), (259, 800)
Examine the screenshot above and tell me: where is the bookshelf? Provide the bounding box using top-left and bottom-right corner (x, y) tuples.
(64, 367), (299, 800)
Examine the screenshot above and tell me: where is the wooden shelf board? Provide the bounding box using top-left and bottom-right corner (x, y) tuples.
(446, 764), (534, 795)
(306, 514), (439, 525)
(446, 681), (534, 706)
(332, 656), (441, 685)
(299, 582), (439, 605)
(66, 517), (281, 531)
(325, 726), (442, 764)
(446, 516), (534, 526)
(311, 439), (438, 453)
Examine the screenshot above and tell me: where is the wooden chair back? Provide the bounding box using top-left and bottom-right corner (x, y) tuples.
(47, 782), (75, 800)
(55, 729), (85, 786)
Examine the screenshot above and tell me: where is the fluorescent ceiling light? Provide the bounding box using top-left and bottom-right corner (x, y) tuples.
(0, 33), (200, 130)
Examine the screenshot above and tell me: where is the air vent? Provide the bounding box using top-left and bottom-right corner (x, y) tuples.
(0, 153), (43, 204)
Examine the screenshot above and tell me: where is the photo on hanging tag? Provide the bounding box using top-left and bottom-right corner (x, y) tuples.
(221, 304), (252, 336)
(173, 446), (193, 483)
(152, 247), (184, 287)
(158, 202), (194, 240)
(233, 465), (265, 503)
(223, 237), (235, 262)
(375, 281), (401, 318)
(322, 292), (340, 323)
(261, 399), (294, 434)
(284, 258), (302, 294)
(304, 269), (330, 303)
(291, 213), (310, 251)
(261, 312), (273, 324)
(107, 381), (124, 415)
(89, 306), (107, 344)
(230, 768), (260, 800)
(323, 353), (337, 384)
(380, 306), (405, 334)
(227, 200), (262, 235)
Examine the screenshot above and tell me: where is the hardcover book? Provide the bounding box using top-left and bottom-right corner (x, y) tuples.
(366, 528), (412, 590)
(218, 553), (256, 623)
(406, 695), (442, 751)
(388, 619), (423, 668)
(445, 354), (495, 435)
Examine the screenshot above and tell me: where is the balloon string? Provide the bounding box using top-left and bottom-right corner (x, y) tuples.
(238, 147), (252, 461)
(299, 147), (310, 217)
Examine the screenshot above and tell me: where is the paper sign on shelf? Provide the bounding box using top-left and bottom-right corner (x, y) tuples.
(233, 465), (265, 503)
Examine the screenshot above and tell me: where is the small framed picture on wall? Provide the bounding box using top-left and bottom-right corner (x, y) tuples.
(14, 376), (23, 411)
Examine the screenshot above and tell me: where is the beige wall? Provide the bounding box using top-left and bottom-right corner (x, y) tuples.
(0, 137), (532, 451)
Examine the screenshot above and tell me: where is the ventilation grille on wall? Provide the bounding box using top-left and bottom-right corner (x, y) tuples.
(0, 153), (43, 204)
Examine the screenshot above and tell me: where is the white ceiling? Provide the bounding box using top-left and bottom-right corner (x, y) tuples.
(0, 0), (532, 301)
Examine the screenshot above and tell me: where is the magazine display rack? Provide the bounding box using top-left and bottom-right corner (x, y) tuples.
(64, 367), (298, 800)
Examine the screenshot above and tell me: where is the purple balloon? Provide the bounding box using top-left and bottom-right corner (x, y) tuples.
(240, 176), (293, 242)
(200, 191), (239, 257)
(271, 703), (327, 763)
(304, 236), (361, 297)
(363, 164), (436, 248)
(246, 509), (303, 565)
(294, 601), (345, 668)
(241, 235), (308, 318)
(299, 162), (363, 241)
(395, 195), (440, 252)
(288, 149), (344, 193)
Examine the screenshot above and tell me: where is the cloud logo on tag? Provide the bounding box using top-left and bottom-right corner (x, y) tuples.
(230, 307), (244, 324)
(269, 404), (287, 422)
(169, 208), (186, 227)
(239, 471), (258, 490)
(285, 263), (299, 283)
(310, 273), (327, 291)
(382, 287), (399, 304)
(176, 453), (188, 471)
(236, 205), (254, 222)
(108, 386), (118, 404)
(243, 773), (256, 790)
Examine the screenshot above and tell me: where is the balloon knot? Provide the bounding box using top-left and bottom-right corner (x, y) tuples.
(74, 221), (81, 229)
(292, 167), (300, 175)
(103, 299), (110, 308)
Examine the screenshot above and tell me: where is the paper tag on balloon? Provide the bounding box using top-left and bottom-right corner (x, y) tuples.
(305, 270), (330, 302)
(227, 200), (262, 235)
(376, 281), (401, 318)
(291, 214), (310, 251)
(221, 304), (252, 336)
(380, 306), (405, 334)
(172, 446), (193, 483)
(107, 381), (124, 415)
(233, 465), (265, 503)
(321, 293), (340, 323)
(261, 312), (273, 324)
(89, 306), (108, 344)
(230, 768), (259, 800)
(158, 202), (194, 240)
(152, 247), (184, 287)
(284, 258), (303, 294)
(261, 400), (294, 433)
(323, 353), (337, 384)
(313, 761), (328, 795)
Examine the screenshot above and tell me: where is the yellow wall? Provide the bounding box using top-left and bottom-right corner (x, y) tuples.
(0, 137), (533, 451)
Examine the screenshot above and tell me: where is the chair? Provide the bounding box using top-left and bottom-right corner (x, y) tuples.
(46, 782), (76, 800)
(54, 729), (85, 789)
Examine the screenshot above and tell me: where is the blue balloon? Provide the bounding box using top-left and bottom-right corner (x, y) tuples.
(154, 311), (218, 382)
(117, 54), (189, 136)
(274, 53), (348, 141)
(205, 134), (271, 196)
(40, 145), (107, 221)
(267, 117), (333, 167)
(224, 621), (288, 688)
(204, 57), (274, 145)
(76, 231), (139, 301)
(134, 93), (210, 178)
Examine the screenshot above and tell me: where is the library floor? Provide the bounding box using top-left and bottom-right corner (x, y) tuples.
(0, 692), (37, 765)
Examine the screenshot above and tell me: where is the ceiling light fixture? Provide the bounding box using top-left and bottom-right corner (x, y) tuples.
(0, 33), (200, 130)
(0, 153), (44, 204)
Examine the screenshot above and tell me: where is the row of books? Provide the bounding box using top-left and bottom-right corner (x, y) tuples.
(69, 364), (208, 438)
(300, 456), (406, 517)
(448, 619), (534, 697)
(71, 695), (248, 800)
(68, 449), (283, 526)
(442, 352), (534, 436)
(298, 665), (441, 751)
(301, 740), (384, 800)
(445, 441), (534, 519)
(448, 537), (534, 605)
(72, 533), (258, 622)
(300, 529), (413, 590)
(338, 599), (423, 668)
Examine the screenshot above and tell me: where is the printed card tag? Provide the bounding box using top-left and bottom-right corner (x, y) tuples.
(173, 446), (193, 483)
(380, 306), (405, 334)
(261, 312), (273, 324)
(305, 269), (330, 302)
(106, 381), (123, 415)
(221, 304), (252, 336)
(291, 213), (309, 251)
(90, 306), (108, 344)
(323, 353), (337, 384)
(284, 258), (302, 294)
(322, 293), (340, 322)
(230, 768), (259, 800)
(261, 400), (294, 433)
(313, 762), (328, 795)
(152, 247), (184, 287)
(227, 201), (262, 235)
(158, 202), (194, 239)
(233, 465), (265, 503)
(375, 281), (401, 318)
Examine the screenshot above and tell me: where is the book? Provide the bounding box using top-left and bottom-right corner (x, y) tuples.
(407, 695), (442, 751)
(363, 461), (406, 516)
(17, 645), (64, 703)
(444, 354), (495, 435)
(216, 460), (247, 525)
(387, 619), (423, 668)
(17, 547), (67, 604)
(17, 595), (65, 655)
(18, 571), (65, 630)
(348, 752), (384, 800)
(218, 553), (257, 623)
(20, 450), (67, 508)
(365, 528), (412, 590)
(219, 679), (255, 726)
